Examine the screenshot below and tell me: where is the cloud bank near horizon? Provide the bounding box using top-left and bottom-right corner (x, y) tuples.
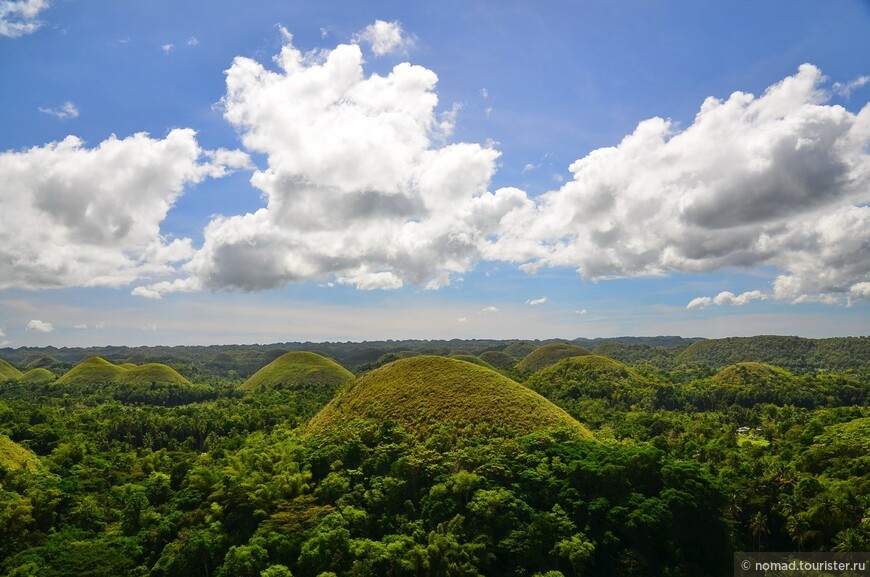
(1, 23), (868, 307)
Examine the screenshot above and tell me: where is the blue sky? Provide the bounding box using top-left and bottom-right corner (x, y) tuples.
(1, 1), (868, 346)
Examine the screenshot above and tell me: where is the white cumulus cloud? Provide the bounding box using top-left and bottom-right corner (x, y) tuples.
(0, 0), (48, 38)
(0, 129), (249, 290)
(26, 319), (53, 332)
(493, 64), (870, 305)
(352, 20), (413, 56)
(136, 32), (520, 297)
(11, 24), (860, 310)
(526, 296), (548, 306)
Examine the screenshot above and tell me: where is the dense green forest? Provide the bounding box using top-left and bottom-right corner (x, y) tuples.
(0, 335), (868, 577)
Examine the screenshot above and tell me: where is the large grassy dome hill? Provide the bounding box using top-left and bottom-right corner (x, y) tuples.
(308, 356), (591, 438)
(241, 352), (354, 394)
(516, 343), (591, 373)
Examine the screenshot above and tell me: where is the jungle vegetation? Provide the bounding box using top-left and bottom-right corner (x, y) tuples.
(0, 335), (867, 577)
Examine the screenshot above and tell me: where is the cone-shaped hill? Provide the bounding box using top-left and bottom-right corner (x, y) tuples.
(19, 368), (56, 384)
(0, 435), (38, 472)
(54, 356), (126, 386)
(241, 352), (354, 394)
(308, 356), (591, 438)
(478, 351), (518, 371)
(516, 343), (591, 373)
(712, 362), (795, 387)
(0, 359), (23, 381)
(116, 363), (190, 386)
(525, 355), (654, 409)
(683, 362), (806, 407)
(55, 356), (190, 388)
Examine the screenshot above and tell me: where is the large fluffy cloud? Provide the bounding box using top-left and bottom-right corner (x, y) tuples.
(138, 33), (525, 297)
(0, 129), (249, 289)
(0, 0), (47, 37)
(488, 64), (869, 305)
(8, 24), (861, 306)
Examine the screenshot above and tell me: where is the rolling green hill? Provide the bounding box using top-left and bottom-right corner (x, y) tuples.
(22, 354), (64, 372)
(19, 368), (56, 384)
(55, 357), (190, 389)
(525, 355), (655, 410)
(308, 356), (591, 438)
(0, 359), (23, 381)
(241, 352), (354, 394)
(478, 350), (518, 371)
(0, 435), (38, 471)
(711, 361), (795, 387)
(54, 356), (128, 387)
(677, 362), (828, 409)
(516, 343), (591, 373)
(116, 363), (191, 386)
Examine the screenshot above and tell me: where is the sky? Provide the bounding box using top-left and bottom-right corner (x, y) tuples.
(0, 0), (869, 347)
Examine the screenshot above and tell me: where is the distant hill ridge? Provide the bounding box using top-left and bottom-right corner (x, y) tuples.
(677, 336), (870, 372)
(3, 335), (866, 376)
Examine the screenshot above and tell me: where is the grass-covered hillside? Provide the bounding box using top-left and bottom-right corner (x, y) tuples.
(0, 359), (23, 381)
(477, 350), (518, 370)
(240, 351), (354, 394)
(54, 356), (189, 388)
(116, 363), (192, 386)
(53, 356), (127, 387)
(19, 368), (56, 384)
(308, 355), (590, 437)
(448, 354), (496, 370)
(0, 435), (38, 472)
(526, 355), (657, 411)
(516, 343), (591, 372)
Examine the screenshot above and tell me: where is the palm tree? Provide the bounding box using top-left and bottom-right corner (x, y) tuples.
(748, 512), (769, 551)
(786, 514), (811, 552)
(833, 528), (866, 551)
